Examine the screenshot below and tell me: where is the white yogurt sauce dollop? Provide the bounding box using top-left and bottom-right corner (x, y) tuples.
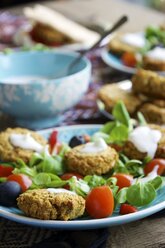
(145, 47), (165, 61)
(121, 32), (146, 48)
(128, 126), (161, 158)
(47, 188), (76, 195)
(10, 133), (44, 153)
(79, 137), (108, 154)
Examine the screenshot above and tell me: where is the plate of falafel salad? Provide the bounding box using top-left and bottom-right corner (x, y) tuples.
(102, 25), (165, 75)
(0, 101), (165, 230)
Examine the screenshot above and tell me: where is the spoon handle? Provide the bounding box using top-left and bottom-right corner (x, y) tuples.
(68, 15), (128, 73)
(83, 15), (128, 53)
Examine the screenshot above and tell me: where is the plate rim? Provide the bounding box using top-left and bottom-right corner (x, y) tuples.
(0, 124), (165, 229)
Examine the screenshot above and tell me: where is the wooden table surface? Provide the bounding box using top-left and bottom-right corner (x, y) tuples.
(2, 1), (165, 247)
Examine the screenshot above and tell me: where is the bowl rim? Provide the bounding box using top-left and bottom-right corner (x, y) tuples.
(0, 50), (91, 83)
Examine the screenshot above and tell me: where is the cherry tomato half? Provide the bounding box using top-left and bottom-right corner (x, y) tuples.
(120, 203), (137, 215)
(0, 165), (14, 177)
(61, 172), (83, 190)
(144, 158), (165, 176)
(121, 52), (137, 67)
(85, 186), (114, 219)
(7, 174), (32, 192)
(112, 173), (133, 190)
(49, 130), (58, 152)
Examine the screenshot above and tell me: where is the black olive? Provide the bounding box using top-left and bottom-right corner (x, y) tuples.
(0, 181), (22, 207)
(69, 135), (85, 148)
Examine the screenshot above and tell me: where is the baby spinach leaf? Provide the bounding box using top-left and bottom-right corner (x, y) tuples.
(13, 159), (37, 178)
(116, 187), (128, 204)
(112, 101), (132, 131)
(37, 155), (65, 175)
(46, 180), (66, 188)
(29, 153), (43, 167)
(126, 182), (156, 206)
(32, 172), (66, 188)
(149, 176), (163, 190)
(114, 155), (144, 177)
(84, 175), (106, 188)
(0, 177), (7, 183)
(58, 143), (71, 157)
(33, 173), (52, 186)
(69, 177), (90, 197)
(114, 160), (129, 174)
(107, 177), (117, 188)
(100, 122), (116, 134)
(108, 123), (129, 144)
(137, 112), (147, 125)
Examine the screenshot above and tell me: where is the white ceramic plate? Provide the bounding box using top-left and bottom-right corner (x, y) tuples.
(0, 124), (165, 230)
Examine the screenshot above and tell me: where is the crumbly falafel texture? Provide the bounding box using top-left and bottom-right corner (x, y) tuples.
(65, 144), (118, 176)
(0, 127), (47, 163)
(17, 189), (85, 220)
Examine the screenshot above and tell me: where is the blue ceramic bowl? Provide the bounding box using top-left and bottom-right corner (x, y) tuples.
(0, 50), (91, 129)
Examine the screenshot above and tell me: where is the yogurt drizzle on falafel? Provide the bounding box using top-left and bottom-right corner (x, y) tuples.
(128, 126), (161, 158)
(79, 138), (108, 154)
(47, 188), (76, 195)
(9, 133), (44, 153)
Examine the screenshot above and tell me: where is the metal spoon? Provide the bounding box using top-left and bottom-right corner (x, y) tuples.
(56, 15), (128, 78)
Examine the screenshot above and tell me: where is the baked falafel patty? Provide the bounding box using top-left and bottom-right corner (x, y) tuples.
(108, 34), (140, 55)
(122, 124), (165, 160)
(132, 69), (165, 99)
(97, 83), (143, 115)
(0, 127), (47, 163)
(139, 100), (165, 125)
(17, 189), (85, 220)
(65, 144), (118, 176)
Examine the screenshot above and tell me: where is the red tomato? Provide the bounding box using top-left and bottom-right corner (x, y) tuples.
(144, 159), (165, 176)
(85, 186), (114, 218)
(49, 130), (58, 152)
(121, 52), (137, 67)
(112, 173), (133, 190)
(61, 172), (83, 190)
(61, 172), (83, 181)
(7, 174), (32, 192)
(0, 165), (14, 177)
(120, 203), (137, 215)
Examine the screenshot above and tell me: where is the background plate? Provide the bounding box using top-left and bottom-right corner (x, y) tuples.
(0, 124), (165, 230)
(101, 49), (165, 76)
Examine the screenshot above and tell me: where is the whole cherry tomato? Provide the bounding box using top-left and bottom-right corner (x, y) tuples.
(85, 186), (114, 219)
(121, 52), (137, 67)
(120, 203), (137, 215)
(112, 173), (133, 190)
(61, 172), (83, 190)
(7, 174), (32, 192)
(0, 164), (14, 177)
(144, 158), (165, 176)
